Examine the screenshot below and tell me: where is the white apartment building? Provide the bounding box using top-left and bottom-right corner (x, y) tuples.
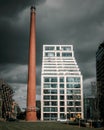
(41, 45), (83, 120)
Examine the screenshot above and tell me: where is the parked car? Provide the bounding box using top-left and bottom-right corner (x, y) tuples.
(57, 118), (68, 123)
(80, 119), (90, 127)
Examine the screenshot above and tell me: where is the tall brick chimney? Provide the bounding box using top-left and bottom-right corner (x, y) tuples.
(26, 6), (37, 121)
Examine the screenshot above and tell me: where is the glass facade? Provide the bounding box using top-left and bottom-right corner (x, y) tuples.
(41, 45), (83, 120)
(96, 42), (104, 120)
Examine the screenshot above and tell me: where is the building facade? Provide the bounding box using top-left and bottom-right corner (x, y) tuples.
(0, 79), (19, 120)
(0, 79), (14, 119)
(41, 45), (83, 120)
(96, 42), (104, 120)
(84, 96), (96, 119)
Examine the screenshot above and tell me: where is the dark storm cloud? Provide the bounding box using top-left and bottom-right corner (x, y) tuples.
(0, 0), (46, 18)
(36, 0), (104, 66)
(1, 0), (104, 65)
(0, 23), (28, 64)
(36, 0), (104, 82)
(0, 0), (47, 64)
(1, 0), (104, 108)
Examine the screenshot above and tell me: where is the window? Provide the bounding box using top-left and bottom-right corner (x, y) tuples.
(73, 95), (77, 100)
(44, 77), (51, 82)
(57, 53), (60, 57)
(76, 107), (81, 112)
(51, 107), (57, 112)
(51, 113), (57, 117)
(51, 113), (57, 120)
(51, 101), (57, 106)
(45, 52), (55, 57)
(67, 90), (73, 94)
(44, 77), (57, 82)
(73, 90), (81, 94)
(74, 84), (80, 88)
(51, 77), (57, 82)
(51, 96), (57, 100)
(60, 84), (64, 88)
(44, 90), (50, 94)
(74, 77), (80, 82)
(76, 95), (81, 100)
(60, 96), (64, 100)
(44, 96), (50, 100)
(60, 113), (65, 118)
(43, 89), (57, 94)
(56, 47), (60, 50)
(60, 89), (64, 94)
(44, 78), (50, 82)
(67, 95), (73, 100)
(45, 46), (54, 50)
(67, 107), (74, 112)
(44, 113), (50, 117)
(66, 77), (80, 82)
(60, 107), (64, 112)
(61, 47), (71, 51)
(60, 101), (64, 106)
(44, 101), (50, 106)
(67, 84), (73, 88)
(44, 107), (50, 112)
(44, 84), (57, 88)
(62, 53), (72, 57)
(75, 101), (81, 106)
(51, 90), (57, 94)
(60, 77), (64, 82)
(66, 77), (74, 82)
(44, 84), (51, 88)
(67, 101), (74, 106)
(51, 84), (57, 88)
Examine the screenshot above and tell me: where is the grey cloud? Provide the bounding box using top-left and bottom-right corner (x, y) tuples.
(0, 63), (41, 88)
(0, 0), (46, 18)
(11, 83), (27, 109)
(83, 77), (96, 96)
(0, 64), (28, 83)
(36, 66), (42, 85)
(36, 85), (41, 95)
(10, 83), (41, 109)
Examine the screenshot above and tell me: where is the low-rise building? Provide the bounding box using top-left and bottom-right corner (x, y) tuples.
(0, 79), (19, 120)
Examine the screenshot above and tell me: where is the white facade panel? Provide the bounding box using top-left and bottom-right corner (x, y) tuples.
(41, 45), (83, 120)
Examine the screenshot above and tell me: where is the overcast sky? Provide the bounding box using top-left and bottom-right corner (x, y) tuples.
(0, 0), (104, 109)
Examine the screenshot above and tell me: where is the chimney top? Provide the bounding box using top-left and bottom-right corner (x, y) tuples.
(31, 6), (36, 12)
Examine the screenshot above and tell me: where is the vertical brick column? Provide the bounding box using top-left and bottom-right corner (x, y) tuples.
(26, 6), (37, 121)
